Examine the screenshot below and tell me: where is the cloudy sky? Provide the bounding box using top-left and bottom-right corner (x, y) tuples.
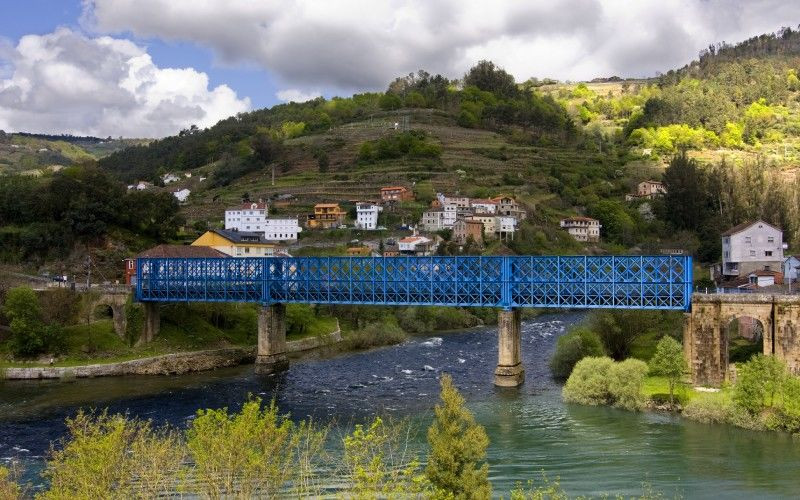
(0, 0), (798, 137)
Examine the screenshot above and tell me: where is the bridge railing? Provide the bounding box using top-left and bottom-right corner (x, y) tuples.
(135, 255), (692, 311)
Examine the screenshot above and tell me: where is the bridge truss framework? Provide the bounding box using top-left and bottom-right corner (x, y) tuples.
(135, 255), (692, 311)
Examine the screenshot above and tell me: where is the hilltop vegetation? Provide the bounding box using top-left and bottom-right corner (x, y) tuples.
(4, 27), (800, 279)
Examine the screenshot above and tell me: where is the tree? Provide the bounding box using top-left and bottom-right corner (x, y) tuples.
(3, 286), (64, 358)
(426, 374), (490, 499)
(379, 93), (402, 110)
(649, 336), (687, 408)
(464, 60), (519, 99)
(549, 327), (605, 379)
(662, 151), (711, 231)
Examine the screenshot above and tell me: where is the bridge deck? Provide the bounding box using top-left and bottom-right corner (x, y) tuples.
(135, 255), (692, 311)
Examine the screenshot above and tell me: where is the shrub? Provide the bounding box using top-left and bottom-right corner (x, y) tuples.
(343, 417), (428, 497)
(343, 320), (408, 350)
(733, 354), (786, 414)
(607, 359), (649, 411)
(0, 464), (21, 500)
(40, 410), (183, 499)
(778, 376), (800, 433)
(549, 327), (605, 379)
(186, 398), (322, 498)
(39, 289), (81, 326)
(426, 374), (491, 499)
(562, 357), (614, 406)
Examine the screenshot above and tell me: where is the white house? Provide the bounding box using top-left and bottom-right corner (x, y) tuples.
(264, 218), (302, 242)
(721, 220), (784, 278)
(225, 202), (269, 233)
(162, 173), (181, 184)
(495, 216), (517, 240)
(560, 217), (601, 242)
(134, 181), (153, 191)
(783, 255), (800, 282)
(355, 203), (382, 230)
(398, 236), (434, 255)
(172, 188), (191, 203)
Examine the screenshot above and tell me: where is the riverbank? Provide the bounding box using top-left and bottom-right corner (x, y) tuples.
(1, 328), (342, 380)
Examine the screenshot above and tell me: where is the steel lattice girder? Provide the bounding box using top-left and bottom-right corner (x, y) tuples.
(135, 255), (692, 310)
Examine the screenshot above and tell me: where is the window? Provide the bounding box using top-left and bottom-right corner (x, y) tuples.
(768, 236), (775, 243)
(765, 265), (771, 271)
(766, 251), (773, 257)
(745, 236), (752, 244)
(750, 250), (756, 256)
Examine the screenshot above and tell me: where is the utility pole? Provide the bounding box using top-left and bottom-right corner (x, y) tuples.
(85, 255), (91, 291)
(272, 164), (275, 186)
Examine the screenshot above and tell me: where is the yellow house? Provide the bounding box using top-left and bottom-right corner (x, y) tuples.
(192, 229), (276, 257)
(307, 203), (347, 229)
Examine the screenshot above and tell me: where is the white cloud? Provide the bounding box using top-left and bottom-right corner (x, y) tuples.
(85, 0), (800, 94)
(276, 88), (321, 103)
(0, 28), (250, 137)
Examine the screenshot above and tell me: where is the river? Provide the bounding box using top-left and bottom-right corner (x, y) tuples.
(1, 312), (799, 498)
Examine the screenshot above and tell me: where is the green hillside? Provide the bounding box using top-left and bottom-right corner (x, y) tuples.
(0, 131), (146, 175)
(4, 27), (800, 280)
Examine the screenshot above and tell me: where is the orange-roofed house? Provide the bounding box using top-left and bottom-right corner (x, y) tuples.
(307, 203), (347, 229)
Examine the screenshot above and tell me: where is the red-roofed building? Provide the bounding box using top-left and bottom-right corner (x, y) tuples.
(380, 186), (414, 202)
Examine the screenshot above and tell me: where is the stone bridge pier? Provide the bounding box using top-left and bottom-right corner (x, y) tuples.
(255, 303), (289, 374)
(684, 294), (800, 386)
(495, 308), (525, 387)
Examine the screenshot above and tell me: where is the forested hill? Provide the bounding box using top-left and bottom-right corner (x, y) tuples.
(98, 61), (575, 184)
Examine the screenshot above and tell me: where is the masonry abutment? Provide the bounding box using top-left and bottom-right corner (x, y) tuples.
(494, 308), (525, 387)
(255, 303), (289, 374)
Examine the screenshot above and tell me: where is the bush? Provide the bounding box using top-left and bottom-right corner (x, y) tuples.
(607, 359), (649, 411)
(343, 417), (428, 497)
(3, 286), (65, 358)
(186, 398), (326, 498)
(549, 327), (605, 379)
(0, 464), (21, 500)
(563, 357), (648, 411)
(40, 410), (183, 499)
(562, 357), (614, 406)
(733, 354), (786, 414)
(342, 320), (408, 350)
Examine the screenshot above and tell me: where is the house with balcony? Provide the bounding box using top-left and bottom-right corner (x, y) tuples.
(307, 203), (347, 229)
(721, 220), (784, 278)
(421, 210), (445, 232)
(398, 236), (436, 256)
(491, 195), (526, 220)
(560, 216), (601, 242)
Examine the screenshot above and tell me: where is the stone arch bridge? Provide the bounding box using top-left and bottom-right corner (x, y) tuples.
(684, 294), (800, 386)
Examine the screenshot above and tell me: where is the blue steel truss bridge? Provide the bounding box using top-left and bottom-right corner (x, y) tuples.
(133, 255), (692, 386)
(135, 255), (692, 311)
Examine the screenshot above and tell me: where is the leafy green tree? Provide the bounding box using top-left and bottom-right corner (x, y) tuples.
(426, 374), (490, 499)
(733, 354), (787, 414)
(0, 464), (21, 500)
(549, 327), (605, 379)
(662, 152), (710, 231)
(379, 93), (403, 110)
(649, 336), (687, 407)
(4, 286), (64, 357)
(464, 60), (519, 99)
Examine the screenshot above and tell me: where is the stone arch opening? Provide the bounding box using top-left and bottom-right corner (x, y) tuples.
(92, 303), (114, 322)
(725, 315), (764, 364)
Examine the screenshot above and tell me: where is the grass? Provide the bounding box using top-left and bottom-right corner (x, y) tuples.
(641, 375), (703, 404)
(288, 316), (339, 341)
